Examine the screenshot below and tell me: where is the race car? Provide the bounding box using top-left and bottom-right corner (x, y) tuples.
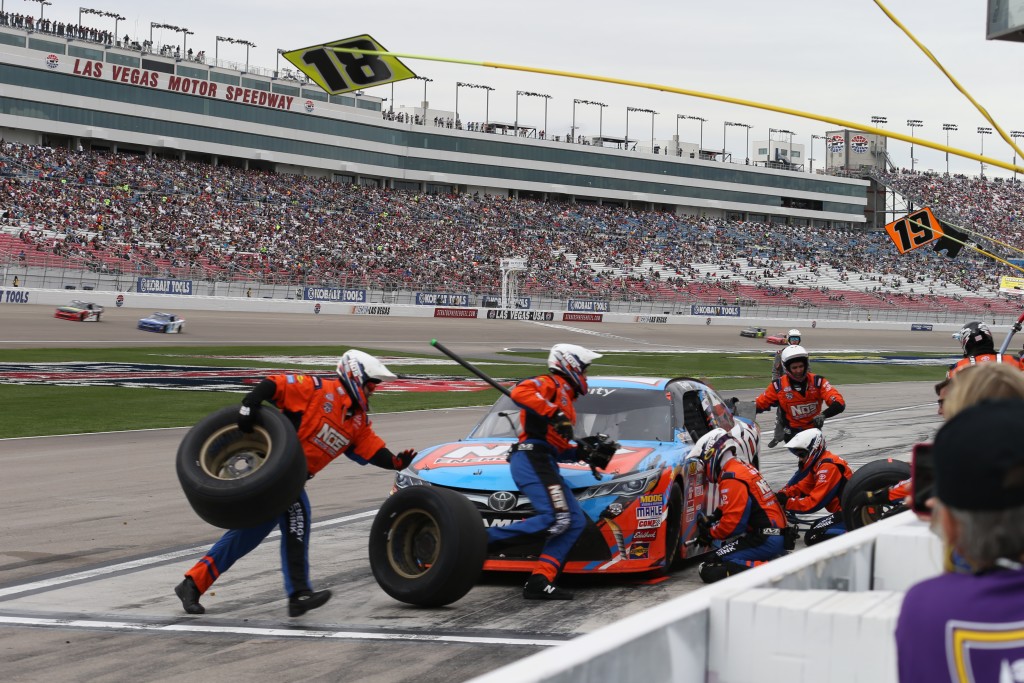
(766, 331), (790, 345)
(740, 326), (767, 338)
(392, 376), (761, 576)
(138, 311), (185, 333)
(54, 300), (104, 322)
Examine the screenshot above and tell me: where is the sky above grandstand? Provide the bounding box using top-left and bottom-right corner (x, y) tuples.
(47, 0), (1024, 177)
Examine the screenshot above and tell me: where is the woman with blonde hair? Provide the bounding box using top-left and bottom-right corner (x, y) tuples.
(942, 362), (1024, 419)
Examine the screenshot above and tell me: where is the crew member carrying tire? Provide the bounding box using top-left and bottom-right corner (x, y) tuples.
(174, 350), (416, 617)
(755, 345), (845, 445)
(776, 428), (852, 545)
(947, 321), (1023, 379)
(768, 329), (803, 447)
(487, 343), (615, 601)
(694, 428), (788, 583)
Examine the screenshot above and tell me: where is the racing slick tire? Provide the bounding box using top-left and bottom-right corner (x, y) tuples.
(176, 405), (306, 529)
(840, 458), (911, 531)
(369, 486), (487, 607)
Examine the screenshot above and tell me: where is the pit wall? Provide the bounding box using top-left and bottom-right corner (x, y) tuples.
(3, 288), (966, 333)
(467, 513), (942, 683)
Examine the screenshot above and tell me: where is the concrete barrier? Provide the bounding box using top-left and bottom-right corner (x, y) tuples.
(466, 513), (941, 683)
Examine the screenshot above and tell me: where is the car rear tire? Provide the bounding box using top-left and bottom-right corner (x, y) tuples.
(369, 487), (487, 607)
(176, 405), (306, 529)
(841, 458), (911, 530)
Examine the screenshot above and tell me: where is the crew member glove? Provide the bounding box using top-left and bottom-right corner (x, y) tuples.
(237, 404), (259, 433)
(695, 513), (715, 546)
(775, 491), (788, 507)
(391, 449), (417, 471)
(578, 435), (620, 470)
(552, 411), (575, 441)
(812, 414), (826, 429)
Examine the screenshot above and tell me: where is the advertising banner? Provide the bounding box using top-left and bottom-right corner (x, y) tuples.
(302, 287), (366, 302)
(567, 300), (610, 313)
(137, 278), (193, 295)
(690, 304), (740, 317)
(417, 293), (470, 306)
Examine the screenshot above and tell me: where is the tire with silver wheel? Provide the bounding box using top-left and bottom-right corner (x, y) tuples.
(369, 487), (486, 607)
(176, 405), (305, 529)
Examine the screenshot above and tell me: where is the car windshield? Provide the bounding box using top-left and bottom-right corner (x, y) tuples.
(153, 313), (173, 321)
(469, 386), (674, 442)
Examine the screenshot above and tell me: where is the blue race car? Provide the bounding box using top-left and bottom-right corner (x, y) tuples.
(137, 311), (185, 333)
(392, 376), (761, 576)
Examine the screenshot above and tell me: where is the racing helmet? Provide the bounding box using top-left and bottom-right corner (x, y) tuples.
(785, 428), (825, 468)
(336, 350), (397, 412)
(956, 321), (994, 356)
(694, 427), (740, 484)
(548, 343), (602, 395)
(780, 344), (810, 380)
(786, 329), (802, 345)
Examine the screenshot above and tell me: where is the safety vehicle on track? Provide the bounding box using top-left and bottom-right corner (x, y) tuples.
(138, 311), (185, 333)
(54, 300), (104, 322)
(391, 376), (761, 576)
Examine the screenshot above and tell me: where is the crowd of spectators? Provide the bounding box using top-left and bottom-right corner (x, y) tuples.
(0, 142), (1018, 309)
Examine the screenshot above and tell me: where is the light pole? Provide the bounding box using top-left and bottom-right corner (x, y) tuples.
(412, 75), (432, 124)
(686, 115), (707, 158)
(216, 36), (256, 71)
(150, 23), (193, 58)
(810, 133), (826, 173)
(978, 126), (992, 176)
(871, 115), (887, 129)
(726, 121), (752, 164)
(942, 123), (958, 175)
(906, 119), (923, 172)
(626, 107), (656, 151)
(456, 82), (493, 131)
(573, 99), (605, 145)
(1011, 130), (1024, 184)
(79, 8), (126, 45)
(26, 0), (51, 19)
(516, 91), (551, 138)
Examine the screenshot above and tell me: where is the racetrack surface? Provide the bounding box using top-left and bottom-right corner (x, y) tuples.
(0, 309), (946, 682)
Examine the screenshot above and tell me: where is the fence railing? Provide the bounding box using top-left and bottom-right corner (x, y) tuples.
(3, 257), (1018, 326)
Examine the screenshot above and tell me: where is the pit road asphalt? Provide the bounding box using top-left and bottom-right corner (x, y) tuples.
(0, 308), (953, 682)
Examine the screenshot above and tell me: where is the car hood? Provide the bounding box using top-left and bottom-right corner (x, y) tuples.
(408, 438), (689, 491)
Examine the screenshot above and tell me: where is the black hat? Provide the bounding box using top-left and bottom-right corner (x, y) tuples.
(933, 399), (1024, 511)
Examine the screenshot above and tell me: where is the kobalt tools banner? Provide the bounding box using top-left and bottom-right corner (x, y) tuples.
(690, 304), (741, 317)
(302, 287), (367, 302)
(137, 278), (193, 295)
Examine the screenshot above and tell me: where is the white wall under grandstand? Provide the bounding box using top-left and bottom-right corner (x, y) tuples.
(467, 513), (941, 683)
(0, 287), (969, 333)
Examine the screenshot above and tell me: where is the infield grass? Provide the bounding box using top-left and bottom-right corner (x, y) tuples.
(0, 345), (952, 438)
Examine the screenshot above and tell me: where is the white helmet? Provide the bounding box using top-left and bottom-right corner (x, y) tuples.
(336, 349), (397, 412)
(787, 329), (802, 344)
(694, 427), (739, 483)
(785, 428), (825, 467)
(548, 343), (602, 395)
(780, 344), (809, 379)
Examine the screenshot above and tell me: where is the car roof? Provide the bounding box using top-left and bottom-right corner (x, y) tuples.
(588, 376), (671, 391)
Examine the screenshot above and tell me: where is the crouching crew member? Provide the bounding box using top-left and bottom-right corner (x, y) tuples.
(776, 428), (852, 545)
(695, 428), (788, 583)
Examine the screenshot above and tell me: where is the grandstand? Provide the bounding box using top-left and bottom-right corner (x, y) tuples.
(0, 16), (1021, 323)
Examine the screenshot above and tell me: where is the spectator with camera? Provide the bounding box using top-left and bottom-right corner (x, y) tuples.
(895, 399), (1024, 682)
